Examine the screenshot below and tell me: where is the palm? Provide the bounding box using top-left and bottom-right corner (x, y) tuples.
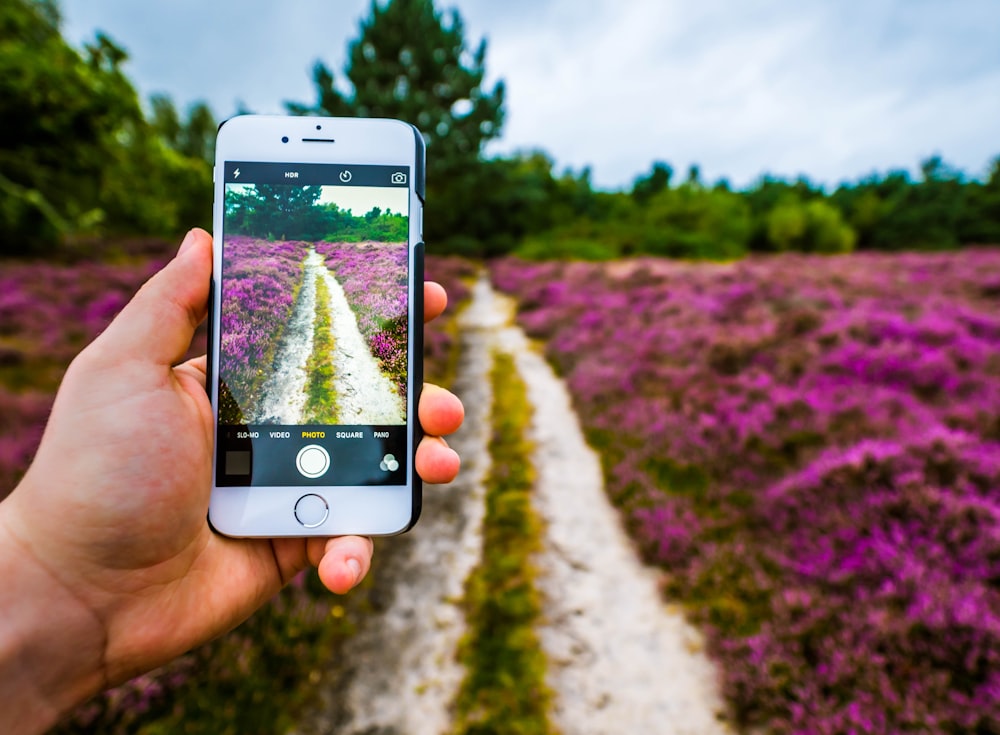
(15, 350), (296, 681)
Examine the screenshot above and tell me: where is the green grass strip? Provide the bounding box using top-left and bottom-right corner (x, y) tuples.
(302, 271), (339, 424)
(452, 350), (555, 735)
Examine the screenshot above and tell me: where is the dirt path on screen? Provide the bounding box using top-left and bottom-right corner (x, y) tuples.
(293, 275), (729, 734)
(253, 248), (403, 425)
(253, 250), (321, 424)
(317, 265), (404, 425)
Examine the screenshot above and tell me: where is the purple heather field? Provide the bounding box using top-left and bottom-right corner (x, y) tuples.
(219, 235), (306, 418)
(221, 238), (412, 410)
(492, 249), (1000, 734)
(315, 240), (410, 398)
(0, 257), (162, 493)
(423, 254), (475, 383)
(5, 241), (998, 732)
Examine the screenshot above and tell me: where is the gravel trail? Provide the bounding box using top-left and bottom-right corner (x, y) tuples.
(254, 247), (404, 425)
(492, 280), (732, 735)
(318, 266), (405, 425)
(292, 277), (496, 735)
(253, 249), (321, 424)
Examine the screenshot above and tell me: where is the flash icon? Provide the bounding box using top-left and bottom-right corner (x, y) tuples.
(233, 168), (241, 179)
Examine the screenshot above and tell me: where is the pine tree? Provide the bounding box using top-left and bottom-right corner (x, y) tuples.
(287, 0), (504, 185)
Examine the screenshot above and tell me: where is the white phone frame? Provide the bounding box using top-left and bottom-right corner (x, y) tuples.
(207, 115), (424, 537)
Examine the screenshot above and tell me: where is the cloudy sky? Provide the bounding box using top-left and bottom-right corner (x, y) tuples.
(60, 0), (1000, 190)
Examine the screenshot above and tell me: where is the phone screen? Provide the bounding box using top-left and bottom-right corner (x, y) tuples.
(214, 161), (412, 487)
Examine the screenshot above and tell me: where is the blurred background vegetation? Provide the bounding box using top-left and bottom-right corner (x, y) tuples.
(2, 0), (998, 262)
(4, 1), (999, 732)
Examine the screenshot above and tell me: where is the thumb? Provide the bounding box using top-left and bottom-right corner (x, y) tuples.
(94, 229), (212, 367)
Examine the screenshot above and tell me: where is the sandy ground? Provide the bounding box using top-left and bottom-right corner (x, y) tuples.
(490, 280), (733, 735)
(253, 249), (320, 424)
(318, 266), (405, 425)
(291, 278), (496, 735)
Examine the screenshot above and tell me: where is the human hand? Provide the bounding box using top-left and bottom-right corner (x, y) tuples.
(0, 228), (464, 733)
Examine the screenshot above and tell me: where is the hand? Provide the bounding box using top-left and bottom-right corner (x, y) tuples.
(0, 228), (464, 733)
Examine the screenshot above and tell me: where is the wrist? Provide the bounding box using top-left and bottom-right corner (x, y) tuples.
(0, 491), (107, 734)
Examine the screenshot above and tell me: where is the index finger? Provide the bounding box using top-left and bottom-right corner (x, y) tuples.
(424, 281), (447, 323)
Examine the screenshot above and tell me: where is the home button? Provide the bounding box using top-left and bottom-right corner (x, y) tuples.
(294, 494), (329, 528)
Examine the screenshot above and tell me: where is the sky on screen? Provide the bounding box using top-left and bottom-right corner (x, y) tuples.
(61, 0), (1000, 190)
(317, 186), (409, 216)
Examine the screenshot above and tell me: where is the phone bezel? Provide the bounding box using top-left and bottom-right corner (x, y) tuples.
(207, 115), (424, 537)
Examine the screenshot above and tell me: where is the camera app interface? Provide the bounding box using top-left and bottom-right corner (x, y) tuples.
(216, 161), (411, 487)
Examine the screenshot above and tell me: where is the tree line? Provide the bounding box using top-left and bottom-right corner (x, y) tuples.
(0, 0), (213, 255)
(225, 184), (408, 243)
(3, 0), (999, 259)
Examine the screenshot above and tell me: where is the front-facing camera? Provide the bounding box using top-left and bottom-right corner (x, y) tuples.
(281, 136), (289, 143)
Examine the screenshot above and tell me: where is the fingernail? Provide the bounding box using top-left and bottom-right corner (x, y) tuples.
(346, 558), (362, 585)
(177, 229), (197, 257)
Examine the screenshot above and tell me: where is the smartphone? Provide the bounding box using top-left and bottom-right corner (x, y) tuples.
(207, 115), (424, 537)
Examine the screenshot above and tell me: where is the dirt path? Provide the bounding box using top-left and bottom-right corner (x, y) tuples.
(491, 280), (732, 735)
(254, 249), (321, 424)
(294, 275), (729, 734)
(318, 266), (404, 425)
(292, 278), (496, 735)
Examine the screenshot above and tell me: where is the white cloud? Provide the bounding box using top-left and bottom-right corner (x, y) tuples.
(60, 0), (1000, 190)
(463, 0), (1000, 187)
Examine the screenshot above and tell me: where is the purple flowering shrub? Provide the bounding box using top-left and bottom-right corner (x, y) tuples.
(0, 389), (52, 492)
(0, 258), (163, 497)
(0, 259), (162, 373)
(315, 241), (409, 397)
(424, 255), (477, 387)
(492, 250), (1000, 733)
(219, 236), (306, 422)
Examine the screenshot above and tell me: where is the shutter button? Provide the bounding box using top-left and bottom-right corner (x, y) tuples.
(296, 444), (330, 478)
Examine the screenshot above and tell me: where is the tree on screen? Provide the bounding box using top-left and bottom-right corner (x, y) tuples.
(225, 185), (407, 242)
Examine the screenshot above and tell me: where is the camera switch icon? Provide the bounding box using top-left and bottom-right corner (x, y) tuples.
(390, 171), (407, 185)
